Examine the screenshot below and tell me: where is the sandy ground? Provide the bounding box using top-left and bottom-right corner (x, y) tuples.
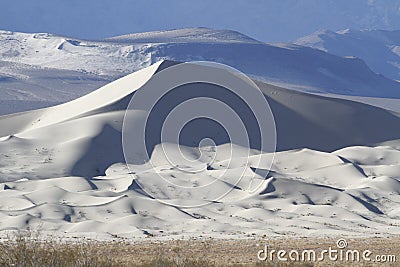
(103, 236), (400, 266)
(2, 234), (398, 266)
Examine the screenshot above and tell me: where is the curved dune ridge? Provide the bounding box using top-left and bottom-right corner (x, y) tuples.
(0, 60), (399, 238)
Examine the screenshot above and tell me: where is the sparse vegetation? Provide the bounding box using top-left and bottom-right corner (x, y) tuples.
(0, 230), (117, 267)
(0, 230), (398, 266)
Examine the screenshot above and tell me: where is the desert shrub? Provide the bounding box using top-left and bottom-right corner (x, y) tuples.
(0, 229), (116, 267)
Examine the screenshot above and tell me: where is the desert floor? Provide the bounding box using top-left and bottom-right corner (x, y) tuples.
(1, 233), (399, 266)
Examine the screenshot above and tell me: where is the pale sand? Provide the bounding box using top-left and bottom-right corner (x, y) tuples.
(0, 61), (399, 240)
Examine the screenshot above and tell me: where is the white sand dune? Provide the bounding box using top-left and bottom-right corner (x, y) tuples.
(0, 61), (399, 238)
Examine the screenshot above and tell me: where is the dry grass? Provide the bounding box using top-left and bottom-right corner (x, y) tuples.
(0, 230), (398, 266)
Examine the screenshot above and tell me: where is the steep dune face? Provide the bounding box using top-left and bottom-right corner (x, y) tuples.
(257, 82), (400, 151)
(0, 61), (399, 237)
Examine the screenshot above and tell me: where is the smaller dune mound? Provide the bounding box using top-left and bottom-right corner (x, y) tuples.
(334, 146), (400, 165)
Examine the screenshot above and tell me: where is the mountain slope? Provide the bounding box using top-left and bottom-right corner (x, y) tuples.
(1, 28), (400, 117)
(295, 29), (400, 81)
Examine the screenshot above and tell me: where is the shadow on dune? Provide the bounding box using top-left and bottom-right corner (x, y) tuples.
(55, 62), (400, 177)
(257, 82), (400, 152)
(70, 124), (125, 177)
